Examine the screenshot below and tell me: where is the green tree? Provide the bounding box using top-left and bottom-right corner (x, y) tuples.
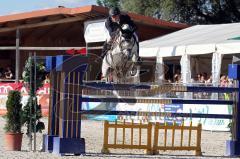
(164, 0), (240, 24)
(97, 0), (120, 8)
(97, 0), (240, 24)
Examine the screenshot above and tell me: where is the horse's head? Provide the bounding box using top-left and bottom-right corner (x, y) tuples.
(120, 24), (134, 42)
(110, 24), (136, 57)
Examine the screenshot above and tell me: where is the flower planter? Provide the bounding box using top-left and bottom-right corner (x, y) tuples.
(5, 133), (23, 151)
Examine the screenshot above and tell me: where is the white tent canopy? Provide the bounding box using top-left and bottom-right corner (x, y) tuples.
(139, 23), (240, 84)
(140, 23), (240, 57)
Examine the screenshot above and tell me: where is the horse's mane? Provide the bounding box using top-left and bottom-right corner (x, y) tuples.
(109, 29), (121, 50)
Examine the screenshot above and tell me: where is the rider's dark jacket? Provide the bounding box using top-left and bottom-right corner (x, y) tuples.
(105, 14), (137, 37)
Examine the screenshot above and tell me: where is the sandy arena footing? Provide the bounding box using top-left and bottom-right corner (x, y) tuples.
(0, 117), (236, 159)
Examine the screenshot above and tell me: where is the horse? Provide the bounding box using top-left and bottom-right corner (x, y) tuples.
(101, 24), (140, 83)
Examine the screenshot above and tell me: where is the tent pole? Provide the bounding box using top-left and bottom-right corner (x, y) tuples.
(15, 28), (20, 82)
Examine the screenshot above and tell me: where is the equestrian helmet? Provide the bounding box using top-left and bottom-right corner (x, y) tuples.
(109, 7), (120, 16)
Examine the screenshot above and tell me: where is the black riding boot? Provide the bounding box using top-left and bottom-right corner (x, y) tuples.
(101, 40), (112, 58)
(135, 41), (142, 65)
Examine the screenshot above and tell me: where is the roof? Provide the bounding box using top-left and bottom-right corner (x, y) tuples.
(0, 5), (188, 33)
(140, 23), (240, 57)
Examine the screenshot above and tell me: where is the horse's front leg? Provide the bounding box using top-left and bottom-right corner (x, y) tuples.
(125, 49), (133, 61)
(101, 55), (111, 81)
(131, 49), (138, 63)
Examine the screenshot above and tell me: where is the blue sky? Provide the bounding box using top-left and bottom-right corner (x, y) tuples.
(0, 0), (96, 16)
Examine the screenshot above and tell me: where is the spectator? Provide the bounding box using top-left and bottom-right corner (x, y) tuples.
(174, 74), (181, 83)
(4, 67), (13, 79)
(44, 74), (50, 84)
(220, 75), (228, 87)
(196, 73), (202, 82)
(206, 75), (212, 84)
(173, 69), (181, 83)
(203, 72), (208, 81)
(199, 75), (205, 83)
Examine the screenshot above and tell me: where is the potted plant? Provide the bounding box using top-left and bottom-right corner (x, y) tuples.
(4, 90), (23, 151)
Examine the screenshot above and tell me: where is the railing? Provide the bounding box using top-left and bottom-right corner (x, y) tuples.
(101, 120), (153, 154)
(101, 120), (202, 155)
(152, 121), (202, 156)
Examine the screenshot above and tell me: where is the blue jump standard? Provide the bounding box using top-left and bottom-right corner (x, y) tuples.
(43, 55), (240, 157)
(44, 55), (88, 155)
(43, 134), (58, 152)
(52, 137), (85, 155)
(43, 56), (59, 152)
(227, 64), (240, 156)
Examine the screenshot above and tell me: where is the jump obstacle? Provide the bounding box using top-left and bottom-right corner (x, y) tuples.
(43, 55), (240, 156)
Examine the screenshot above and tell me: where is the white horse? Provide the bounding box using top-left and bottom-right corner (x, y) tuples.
(101, 24), (140, 83)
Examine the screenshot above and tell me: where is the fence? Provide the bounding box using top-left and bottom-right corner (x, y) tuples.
(102, 120), (202, 155)
(153, 121), (202, 156)
(101, 120), (153, 154)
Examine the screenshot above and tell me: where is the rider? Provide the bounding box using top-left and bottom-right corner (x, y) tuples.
(101, 7), (141, 64)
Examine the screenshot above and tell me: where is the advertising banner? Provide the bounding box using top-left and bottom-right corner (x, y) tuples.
(83, 101), (231, 131)
(0, 82), (49, 116)
(182, 104), (231, 131)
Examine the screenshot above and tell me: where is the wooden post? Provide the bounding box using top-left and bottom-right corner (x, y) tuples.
(180, 120), (184, 147)
(114, 120), (117, 145)
(153, 122), (159, 155)
(123, 120), (126, 145)
(188, 121), (192, 147)
(131, 120), (134, 146)
(101, 121), (110, 154)
(139, 120), (142, 146)
(164, 122), (167, 149)
(15, 28), (20, 82)
(146, 122), (152, 155)
(172, 121), (176, 147)
(196, 123), (202, 156)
